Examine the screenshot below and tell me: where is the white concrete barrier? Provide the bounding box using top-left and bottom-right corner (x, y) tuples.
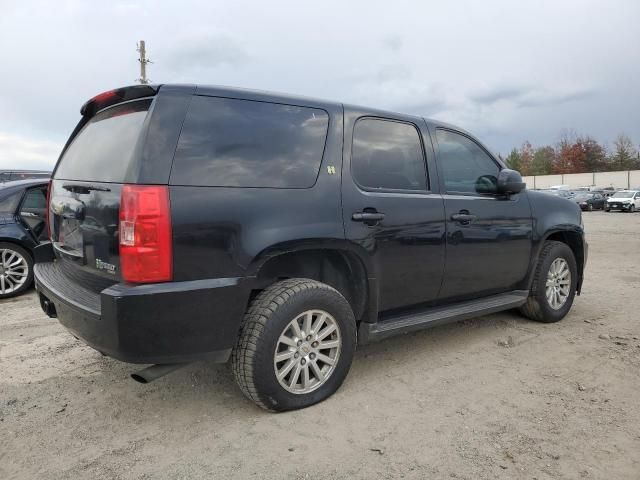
(563, 172), (594, 187)
(522, 170), (640, 190)
(595, 171), (631, 189)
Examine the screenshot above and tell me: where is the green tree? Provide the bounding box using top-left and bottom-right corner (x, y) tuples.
(531, 146), (555, 175)
(519, 141), (535, 176)
(611, 134), (638, 170)
(580, 136), (607, 172)
(504, 148), (522, 172)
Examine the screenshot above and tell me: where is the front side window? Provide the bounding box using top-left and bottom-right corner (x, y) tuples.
(351, 118), (427, 191)
(436, 129), (501, 194)
(171, 96), (329, 188)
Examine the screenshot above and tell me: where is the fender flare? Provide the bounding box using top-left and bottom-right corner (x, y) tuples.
(245, 239), (379, 323)
(524, 227), (586, 293)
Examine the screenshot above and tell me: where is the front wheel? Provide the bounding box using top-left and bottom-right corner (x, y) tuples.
(519, 241), (577, 323)
(629, 205), (636, 213)
(587, 203), (593, 211)
(231, 278), (356, 411)
(0, 242), (33, 299)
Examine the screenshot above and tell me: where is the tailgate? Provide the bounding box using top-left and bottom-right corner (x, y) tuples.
(49, 98), (153, 291)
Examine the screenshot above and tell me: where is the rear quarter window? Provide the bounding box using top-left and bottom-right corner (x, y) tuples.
(170, 96), (329, 188)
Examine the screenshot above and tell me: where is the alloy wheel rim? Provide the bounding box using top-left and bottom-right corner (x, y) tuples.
(545, 258), (571, 310)
(0, 248), (29, 295)
(273, 309), (341, 394)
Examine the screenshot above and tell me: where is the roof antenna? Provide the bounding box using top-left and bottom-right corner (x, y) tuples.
(136, 40), (152, 84)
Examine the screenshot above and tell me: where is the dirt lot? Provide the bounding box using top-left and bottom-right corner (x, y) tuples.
(1, 211), (639, 480)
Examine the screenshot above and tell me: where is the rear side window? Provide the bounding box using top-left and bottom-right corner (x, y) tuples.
(351, 118), (427, 191)
(171, 96), (329, 188)
(436, 129), (500, 194)
(21, 188), (46, 211)
(55, 100), (151, 183)
(0, 191), (21, 213)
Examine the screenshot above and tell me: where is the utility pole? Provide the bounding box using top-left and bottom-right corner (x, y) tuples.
(136, 40), (151, 84)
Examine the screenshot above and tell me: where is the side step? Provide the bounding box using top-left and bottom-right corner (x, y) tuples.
(358, 290), (529, 344)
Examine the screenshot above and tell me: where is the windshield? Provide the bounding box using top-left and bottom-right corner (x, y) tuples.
(612, 191), (635, 198)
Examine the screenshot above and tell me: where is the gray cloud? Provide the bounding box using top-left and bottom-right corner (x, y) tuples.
(469, 86), (532, 105)
(514, 88), (596, 108)
(381, 35), (403, 52)
(0, 0), (638, 168)
(161, 34), (248, 72)
(469, 84), (596, 109)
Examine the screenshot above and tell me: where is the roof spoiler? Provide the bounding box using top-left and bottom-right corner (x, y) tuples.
(80, 85), (159, 117)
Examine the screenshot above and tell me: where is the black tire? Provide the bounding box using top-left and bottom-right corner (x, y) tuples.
(231, 278), (357, 412)
(587, 203), (593, 211)
(605, 208), (610, 212)
(630, 205), (636, 213)
(0, 242), (34, 299)
(519, 241), (577, 323)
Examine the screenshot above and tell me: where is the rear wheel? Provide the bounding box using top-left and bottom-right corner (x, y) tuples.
(0, 242), (33, 299)
(519, 241), (577, 323)
(231, 278), (356, 411)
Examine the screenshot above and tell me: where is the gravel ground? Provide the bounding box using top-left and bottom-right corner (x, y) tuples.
(1, 211), (639, 480)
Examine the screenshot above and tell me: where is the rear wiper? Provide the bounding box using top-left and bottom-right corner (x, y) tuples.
(62, 183), (111, 193)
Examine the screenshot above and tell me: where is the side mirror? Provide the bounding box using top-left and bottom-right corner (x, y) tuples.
(497, 169), (526, 194)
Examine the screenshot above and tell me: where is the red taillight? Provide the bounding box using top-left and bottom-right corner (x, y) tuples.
(119, 185), (172, 283)
(45, 179), (52, 240)
(91, 90), (118, 104)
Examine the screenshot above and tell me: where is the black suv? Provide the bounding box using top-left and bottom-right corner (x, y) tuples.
(34, 85), (587, 411)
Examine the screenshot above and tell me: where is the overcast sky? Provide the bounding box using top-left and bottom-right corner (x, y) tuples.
(1, 0), (639, 170)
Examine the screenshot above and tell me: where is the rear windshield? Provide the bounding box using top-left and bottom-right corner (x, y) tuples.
(170, 96), (329, 188)
(54, 100), (151, 183)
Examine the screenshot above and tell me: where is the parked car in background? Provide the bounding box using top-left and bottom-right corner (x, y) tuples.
(34, 84), (586, 411)
(542, 189), (575, 199)
(606, 190), (640, 212)
(0, 179), (49, 298)
(592, 188), (616, 200)
(0, 170), (51, 183)
(573, 192), (606, 211)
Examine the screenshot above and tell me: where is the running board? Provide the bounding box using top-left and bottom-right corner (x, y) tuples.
(358, 290), (529, 344)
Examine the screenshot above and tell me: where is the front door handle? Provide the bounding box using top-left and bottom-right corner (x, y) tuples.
(451, 213), (477, 224)
(352, 211), (385, 225)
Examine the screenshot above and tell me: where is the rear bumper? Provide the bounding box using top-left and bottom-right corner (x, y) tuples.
(34, 261), (250, 364)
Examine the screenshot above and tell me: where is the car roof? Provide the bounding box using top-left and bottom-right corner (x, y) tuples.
(0, 178), (49, 192)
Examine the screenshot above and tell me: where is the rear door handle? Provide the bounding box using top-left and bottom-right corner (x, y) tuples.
(451, 213), (477, 224)
(352, 211), (385, 224)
